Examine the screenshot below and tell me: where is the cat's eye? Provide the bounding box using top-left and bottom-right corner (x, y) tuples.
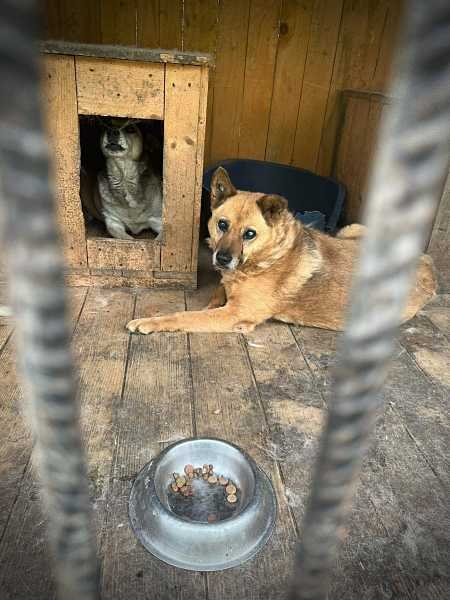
(243, 229), (256, 240)
(217, 219), (229, 232)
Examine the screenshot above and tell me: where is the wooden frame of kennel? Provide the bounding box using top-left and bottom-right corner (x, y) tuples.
(40, 41), (211, 289)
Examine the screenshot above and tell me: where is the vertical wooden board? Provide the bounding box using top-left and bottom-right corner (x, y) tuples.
(100, 290), (206, 600)
(191, 66), (209, 271)
(371, 1), (403, 89)
(238, 0), (281, 160)
(209, 0), (251, 164)
(42, 55), (87, 269)
(59, 0), (102, 43)
(100, 0), (137, 45)
(265, 0), (314, 164)
(316, 0), (393, 175)
(334, 95), (371, 222)
(43, 0), (62, 39)
(162, 64), (202, 272)
(136, 0), (160, 47)
(357, 97), (386, 208)
(159, 0), (183, 49)
(428, 171), (450, 289)
(0, 289), (135, 600)
(183, 0), (219, 166)
(290, 0), (343, 171)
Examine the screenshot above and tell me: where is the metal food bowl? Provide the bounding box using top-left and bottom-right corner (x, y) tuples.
(129, 437), (277, 571)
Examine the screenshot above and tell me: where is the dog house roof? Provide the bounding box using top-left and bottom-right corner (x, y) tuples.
(41, 40), (214, 67)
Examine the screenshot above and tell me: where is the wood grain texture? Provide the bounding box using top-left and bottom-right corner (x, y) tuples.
(43, 0), (402, 191)
(428, 172), (450, 291)
(265, 0), (314, 164)
(238, 0), (281, 160)
(87, 237), (160, 272)
(317, 0), (398, 176)
(0, 288), (86, 544)
(191, 65), (209, 271)
(59, 0), (102, 43)
(42, 55), (87, 269)
(292, 324), (450, 598)
(100, 0), (137, 45)
(64, 270), (197, 289)
(159, 0), (183, 49)
(161, 64), (202, 272)
(183, 0), (219, 165)
(100, 290), (206, 600)
(291, 0), (343, 171)
(334, 92), (389, 222)
(186, 289), (297, 600)
(76, 57), (164, 119)
(136, 0), (160, 47)
(0, 289), (133, 600)
(209, 0), (251, 164)
(334, 95), (371, 222)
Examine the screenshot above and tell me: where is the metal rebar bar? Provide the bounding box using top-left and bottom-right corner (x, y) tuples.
(0, 1), (99, 598)
(289, 2), (450, 599)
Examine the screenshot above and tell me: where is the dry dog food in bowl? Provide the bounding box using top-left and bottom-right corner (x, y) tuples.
(129, 437), (277, 571)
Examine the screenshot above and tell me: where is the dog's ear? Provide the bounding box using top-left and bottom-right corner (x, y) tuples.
(210, 167), (237, 209)
(257, 194), (288, 225)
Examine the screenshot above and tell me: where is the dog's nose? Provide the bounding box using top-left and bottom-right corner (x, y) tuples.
(108, 129), (120, 142)
(216, 251), (233, 267)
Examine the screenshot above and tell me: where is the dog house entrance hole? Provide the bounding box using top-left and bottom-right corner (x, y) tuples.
(79, 115), (164, 242)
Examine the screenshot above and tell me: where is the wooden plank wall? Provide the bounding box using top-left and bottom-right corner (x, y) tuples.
(43, 0), (402, 174)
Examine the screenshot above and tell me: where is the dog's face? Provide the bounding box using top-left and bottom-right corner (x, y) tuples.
(208, 167), (288, 271)
(100, 119), (143, 160)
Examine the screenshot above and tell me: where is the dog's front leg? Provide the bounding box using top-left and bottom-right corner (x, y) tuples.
(206, 284), (227, 309)
(126, 304), (269, 334)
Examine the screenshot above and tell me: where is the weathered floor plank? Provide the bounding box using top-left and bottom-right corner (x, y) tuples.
(100, 289), (206, 600)
(0, 287), (86, 542)
(186, 288), (297, 600)
(0, 288), (132, 599)
(0, 259), (448, 600)
(292, 325), (450, 599)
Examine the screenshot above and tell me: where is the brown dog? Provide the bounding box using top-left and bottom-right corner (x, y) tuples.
(127, 167), (437, 334)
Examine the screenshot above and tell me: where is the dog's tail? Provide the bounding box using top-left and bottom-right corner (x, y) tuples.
(336, 224), (368, 240)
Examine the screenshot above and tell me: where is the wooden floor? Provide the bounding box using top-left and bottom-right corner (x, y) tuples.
(0, 249), (449, 600)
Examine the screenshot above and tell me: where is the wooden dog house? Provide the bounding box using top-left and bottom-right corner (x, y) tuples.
(41, 41), (211, 288)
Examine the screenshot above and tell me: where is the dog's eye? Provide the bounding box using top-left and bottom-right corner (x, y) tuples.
(243, 229), (256, 240)
(217, 219), (229, 232)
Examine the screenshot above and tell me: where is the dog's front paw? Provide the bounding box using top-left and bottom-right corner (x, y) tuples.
(127, 318), (156, 334)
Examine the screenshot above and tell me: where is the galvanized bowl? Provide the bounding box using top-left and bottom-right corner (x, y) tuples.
(128, 437), (277, 571)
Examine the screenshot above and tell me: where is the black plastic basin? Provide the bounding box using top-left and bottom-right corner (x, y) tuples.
(202, 159), (346, 234)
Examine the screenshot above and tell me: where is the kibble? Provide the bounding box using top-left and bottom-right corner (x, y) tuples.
(207, 514), (217, 523)
(170, 463), (240, 508)
(225, 484), (236, 495)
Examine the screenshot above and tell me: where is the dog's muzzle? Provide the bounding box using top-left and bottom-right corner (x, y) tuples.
(213, 251), (239, 271)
